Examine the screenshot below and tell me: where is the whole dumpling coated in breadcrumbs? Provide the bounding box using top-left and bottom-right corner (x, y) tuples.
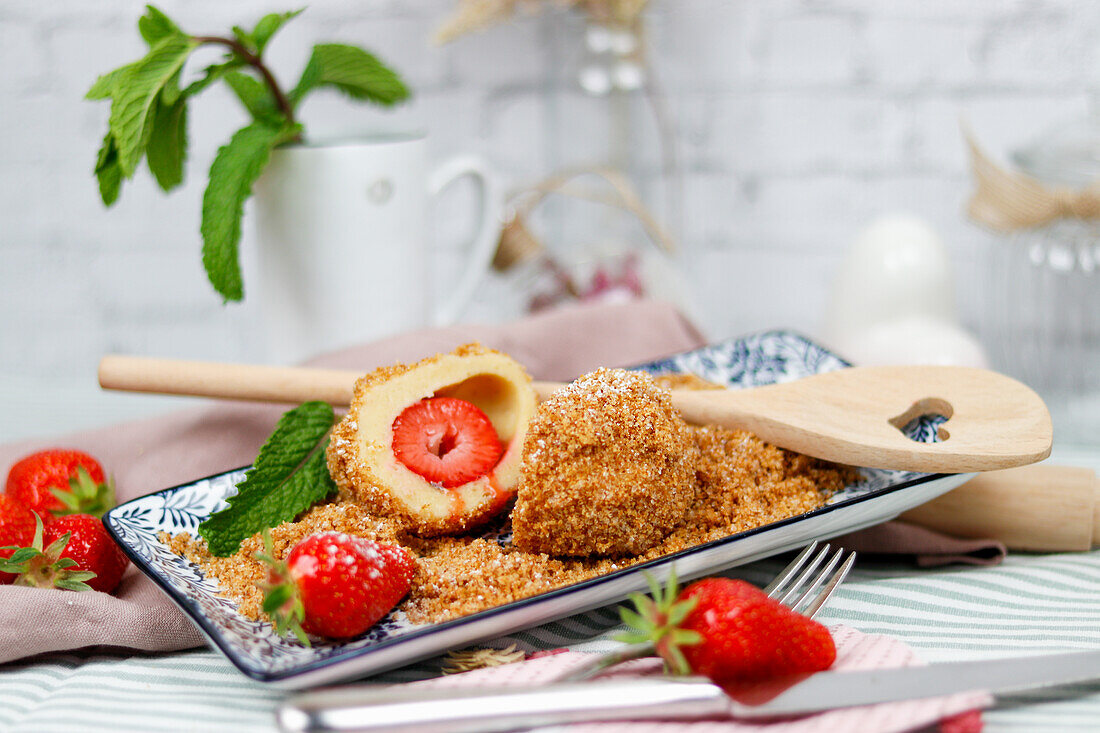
(511, 368), (697, 557)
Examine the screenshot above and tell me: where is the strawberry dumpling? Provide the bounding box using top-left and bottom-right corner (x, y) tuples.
(327, 344), (537, 537)
(512, 368), (697, 557)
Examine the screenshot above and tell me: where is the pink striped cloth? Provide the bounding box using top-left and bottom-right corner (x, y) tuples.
(409, 625), (990, 733)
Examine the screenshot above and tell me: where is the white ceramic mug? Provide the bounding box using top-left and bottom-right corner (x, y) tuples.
(252, 134), (500, 364)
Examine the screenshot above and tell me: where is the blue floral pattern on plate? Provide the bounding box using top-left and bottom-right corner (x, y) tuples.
(104, 330), (950, 685)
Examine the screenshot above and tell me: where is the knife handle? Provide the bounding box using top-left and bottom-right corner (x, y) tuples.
(276, 677), (729, 733)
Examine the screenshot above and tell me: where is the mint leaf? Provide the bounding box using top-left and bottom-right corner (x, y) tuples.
(183, 59), (243, 97)
(109, 34), (196, 177)
(95, 133), (123, 206)
(201, 121), (295, 301)
(251, 9), (303, 53)
(231, 25), (255, 51)
(146, 96), (188, 191)
(291, 43), (410, 107)
(160, 67), (184, 106)
(87, 64), (134, 101)
(198, 402), (338, 557)
(224, 71), (278, 122)
(138, 5), (181, 47)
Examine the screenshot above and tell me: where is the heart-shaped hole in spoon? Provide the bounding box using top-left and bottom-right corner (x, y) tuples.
(889, 397), (953, 443)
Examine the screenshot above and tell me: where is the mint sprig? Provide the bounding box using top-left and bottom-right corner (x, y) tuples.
(198, 401), (339, 557)
(87, 5), (410, 302)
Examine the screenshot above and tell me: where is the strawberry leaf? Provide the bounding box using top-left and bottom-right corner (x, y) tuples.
(198, 401), (338, 556)
(661, 639), (692, 676)
(254, 529), (311, 646)
(666, 595), (698, 627)
(49, 467), (117, 519)
(3, 519), (97, 591)
(55, 576), (96, 592)
(11, 547), (38, 563)
(262, 583), (294, 615)
(615, 567), (702, 670)
(618, 606), (646, 632)
(671, 629), (703, 645)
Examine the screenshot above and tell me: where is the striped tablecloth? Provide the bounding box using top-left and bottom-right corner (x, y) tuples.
(2, 547), (1099, 733)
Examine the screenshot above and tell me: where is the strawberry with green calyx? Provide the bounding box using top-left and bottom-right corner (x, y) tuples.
(0, 495), (37, 584)
(255, 529), (417, 645)
(255, 530), (309, 645)
(5, 449), (116, 521)
(618, 569), (837, 684)
(0, 515), (97, 592)
(616, 568), (704, 674)
(43, 514), (130, 594)
(50, 467), (117, 519)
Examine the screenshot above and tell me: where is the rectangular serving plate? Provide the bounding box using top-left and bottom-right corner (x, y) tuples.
(104, 330), (971, 689)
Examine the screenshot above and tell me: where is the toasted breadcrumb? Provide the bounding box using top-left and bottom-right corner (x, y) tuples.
(165, 503), (405, 620)
(512, 369), (698, 557)
(168, 369), (858, 629)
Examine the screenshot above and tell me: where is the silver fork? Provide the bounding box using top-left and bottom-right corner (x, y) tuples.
(552, 541), (856, 683)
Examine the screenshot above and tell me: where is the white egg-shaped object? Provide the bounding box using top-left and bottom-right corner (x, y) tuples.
(825, 214), (957, 344)
(832, 315), (989, 368)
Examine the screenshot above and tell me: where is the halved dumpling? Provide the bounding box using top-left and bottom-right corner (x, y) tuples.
(327, 344), (536, 536)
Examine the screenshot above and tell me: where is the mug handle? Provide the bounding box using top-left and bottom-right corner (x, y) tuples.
(428, 155), (502, 326)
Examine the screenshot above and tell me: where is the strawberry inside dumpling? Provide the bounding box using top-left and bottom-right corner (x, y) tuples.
(327, 344), (536, 537)
(392, 397), (504, 488)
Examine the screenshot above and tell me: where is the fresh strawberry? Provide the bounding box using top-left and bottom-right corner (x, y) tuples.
(0, 495), (37, 584)
(5, 449), (115, 521)
(391, 397), (504, 488)
(257, 531), (417, 643)
(0, 515), (99, 592)
(619, 571), (836, 684)
(39, 514), (130, 593)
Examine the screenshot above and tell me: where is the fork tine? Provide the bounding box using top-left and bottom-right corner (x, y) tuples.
(763, 541), (818, 597)
(798, 550), (856, 620)
(785, 547), (844, 612)
(776, 543), (832, 607)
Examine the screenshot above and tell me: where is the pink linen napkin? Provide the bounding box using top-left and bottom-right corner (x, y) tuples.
(0, 301), (704, 664)
(833, 522), (1007, 568)
(0, 300), (1001, 665)
(411, 625), (990, 733)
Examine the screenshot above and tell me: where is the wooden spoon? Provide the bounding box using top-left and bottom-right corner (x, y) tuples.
(97, 355), (1052, 473)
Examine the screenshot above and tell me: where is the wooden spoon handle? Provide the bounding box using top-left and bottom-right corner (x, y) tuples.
(98, 356), (566, 405)
(97, 356), (1052, 473)
(98, 356), (363, 406)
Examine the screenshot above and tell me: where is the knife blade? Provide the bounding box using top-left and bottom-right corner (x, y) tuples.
(276, 649), (1100, 733)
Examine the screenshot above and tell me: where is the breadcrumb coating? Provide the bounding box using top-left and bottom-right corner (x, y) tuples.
(171, 365), (858, 630)
(511, 368), (698, 556)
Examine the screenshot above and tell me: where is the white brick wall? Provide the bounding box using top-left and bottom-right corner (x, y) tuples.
(1, 0), (1098, 440)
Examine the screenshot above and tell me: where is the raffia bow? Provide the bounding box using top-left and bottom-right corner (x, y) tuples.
(492, 165), (676, 273)
(966, 130), (1100, 232)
